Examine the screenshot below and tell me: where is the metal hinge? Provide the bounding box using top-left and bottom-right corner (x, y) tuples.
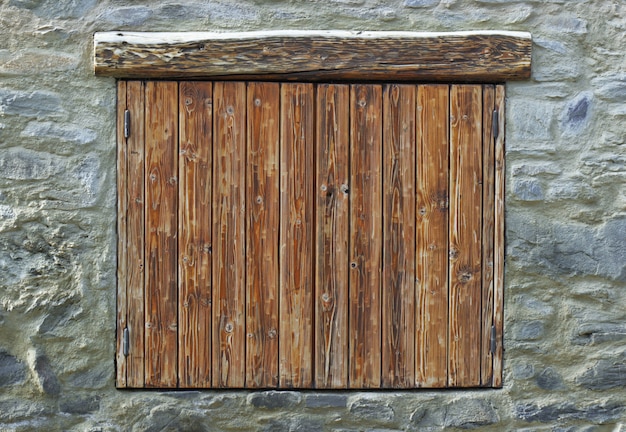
(490, 325), (497, 354)
(123, 327), (130, 357)
(124, 110), (131, 138)
(492, 110), (499, 141)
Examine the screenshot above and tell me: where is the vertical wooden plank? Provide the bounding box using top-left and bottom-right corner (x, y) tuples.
(415, 85), (450, 388)
(116, 80), (128, 388)
(480, 85), (496, 387)
(145, 81), (179, 388)
(246, 82), (280, 388)
(381, 84), (416, 388)
(315, 84), (350, 389)
(179, 81), (213, 388)
(126, 80), (146, 388)
(448, 84), (482, 387)
(349, 84), (383, 389)
(492, 84), (506, 388)
(279, 83), (315, 388)
(212, 81), (247, 388)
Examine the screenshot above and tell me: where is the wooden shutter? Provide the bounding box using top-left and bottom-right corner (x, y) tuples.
(116, 80), (505, 389)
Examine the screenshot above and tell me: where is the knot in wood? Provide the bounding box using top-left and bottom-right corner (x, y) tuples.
(340, 184), (349, 195)
(224, 323), (234, 333)
(254, 98), (261, 107)
(185, 97), (192, 106)
(268, 328), (277, 339)
(350, 262), (357, 269)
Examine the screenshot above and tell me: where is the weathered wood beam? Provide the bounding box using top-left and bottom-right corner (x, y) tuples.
(94, 30), (531, 82)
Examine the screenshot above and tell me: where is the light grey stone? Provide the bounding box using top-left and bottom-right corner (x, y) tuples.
(0, 205), (16, 219)
(404, 0), (439, 8)
(0, 89), (63, 118)
(573, 322), (626, 346)
(546, 179), (594, 202)
(534, 38), (569, 54)
(444, 399), (499, 429)
(543, 16), (588, 34)
(99, 6), (154, 26)
(592, 73), (626, 102)
(0, 50), (80, 75)
(507, 99), (554, 142)
(511, 162), (563, 177)
(516, 401), (623, 423)
(512, 363), (535, 379)
(10, 0), (97, 18)
(0, 351), (26, 386)
(21, 121), (97, 145)
(0, 148), (64, 180)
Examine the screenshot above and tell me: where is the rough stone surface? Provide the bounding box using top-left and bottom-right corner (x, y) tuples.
(0, 0), (625, 431)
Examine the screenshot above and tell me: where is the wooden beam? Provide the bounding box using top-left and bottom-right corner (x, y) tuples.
(94, 30), (531, 82)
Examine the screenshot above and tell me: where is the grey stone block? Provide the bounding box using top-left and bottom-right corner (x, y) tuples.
(21, 121), (97, 145)
(592, 73), (626, 102)
(349, 398), (395, 422)
(404, 0), (439, 7)
(444, 399), (499, 429)
(516, 402), (623, 423)
(573, 322), (626, 346)
(99, 6), (153, 26)
(59, 395), (101, 414)
(33, 354), (60, 395)
(513, 178), (544, 201)
(247, 391), (302, 409)
(577, 353), (626, 390)
(305, 394), (347, 408)
(516, 321), (545, 341)
(0, 351), (26, 386)
(536, 367), (565, 390)
(0, 89), (63, 118)
(560, 92), (592, 135)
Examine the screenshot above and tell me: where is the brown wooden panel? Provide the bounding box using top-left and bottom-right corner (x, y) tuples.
(279, 83), (315, 388)
(314, 84), (350, 389)
(480, 85), (496, 387)
(246, 82), (280, 388)
(125, 81), (146, 388)
(448, 85), (482, 387)
(381, 84), (416, 388)
(178, 81), (213, 388)
(145, 81), (179, 387)
(493, 84), (506, 388)
(95, 31), (532, 82)
(415, 84), (450, 388)
(116, 80), (128, 388)
(212, 81), (247, 388)
(349, 84), (383, 388)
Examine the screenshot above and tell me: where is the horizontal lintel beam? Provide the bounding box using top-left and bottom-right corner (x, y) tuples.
(94, 30), (532, 82)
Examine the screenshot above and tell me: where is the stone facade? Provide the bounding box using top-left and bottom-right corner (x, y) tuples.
(0, 0), (624, 430)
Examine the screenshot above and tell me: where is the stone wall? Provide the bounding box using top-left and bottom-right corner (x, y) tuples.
(0, 0), (624, 430)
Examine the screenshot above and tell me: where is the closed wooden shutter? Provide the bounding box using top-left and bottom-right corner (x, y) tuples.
(116, 80), (505, 389)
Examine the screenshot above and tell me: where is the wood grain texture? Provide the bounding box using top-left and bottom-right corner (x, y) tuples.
(94, 31), (532, 82)
(314, 84), (350, 389)
(349, 84), (383, 389)
(178, 81), (212, 388)
(145, 81), (179, 388)
(279, 83), (315, 388)
(493, 84), (505, 388)
(415, 85), (450, 388)
(212, 81), (246, 388)
(246, 82), (280, 388)
(448, 85), (482, 387)
(480, 85), (496, 387)
(381, 84), (416, 388)
(116, 80), (128, 388)
(125, 81), (146, 388)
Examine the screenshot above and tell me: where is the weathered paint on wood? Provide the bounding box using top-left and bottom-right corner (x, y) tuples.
(448, 85), (482, 387)
(145, 81), (179, 387)
(94, 31), (532, 82)
(381, 84), (416, 388)
(480, 85), (496, 387)
(314, 84), (350, 389)
(125, 81), (147, 388)
(212, 81), (246, 388)
(279, 83), (315, 388)
(116, 80), (128, 388)
(415, 84), (450, 388)
(493, 84), (506, 388)
(349, 84), (383, 389)
(178, 81), (213, 388)
(246, 82), (280, 388)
